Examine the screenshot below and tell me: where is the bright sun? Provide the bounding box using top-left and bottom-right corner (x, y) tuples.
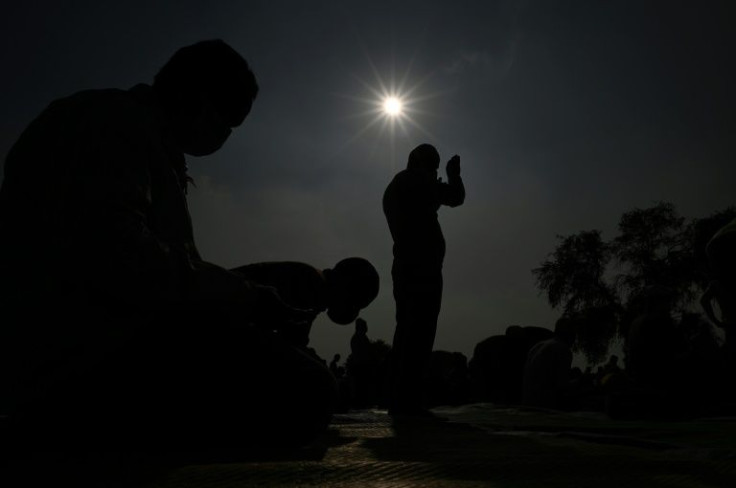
(340, 58), (447, 146)
(382, 96), (403, 116)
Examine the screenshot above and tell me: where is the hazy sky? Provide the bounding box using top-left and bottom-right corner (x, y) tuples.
(1, 1), (734, 365)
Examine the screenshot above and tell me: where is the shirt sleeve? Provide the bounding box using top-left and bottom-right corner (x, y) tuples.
(438, 174), (465, 208)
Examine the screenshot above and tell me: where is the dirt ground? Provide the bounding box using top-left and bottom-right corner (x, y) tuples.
(2, 403), (736, 487)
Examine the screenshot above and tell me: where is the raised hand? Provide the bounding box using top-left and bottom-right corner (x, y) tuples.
(446, 155), (461, 178)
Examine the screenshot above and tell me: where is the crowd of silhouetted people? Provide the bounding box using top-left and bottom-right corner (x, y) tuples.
(330, 305), (736, 421)
(326, 212), (736, 422)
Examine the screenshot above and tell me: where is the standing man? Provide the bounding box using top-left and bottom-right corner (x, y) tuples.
(382, 143), (465, 416)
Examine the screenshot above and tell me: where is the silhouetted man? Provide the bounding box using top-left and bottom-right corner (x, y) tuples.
(0, 40), (336, 449)
(701, 217), (736, 394)
(329, 354), (342, 376)
(350, 318), (371, 358)
(382, 143), (465, 416)
(522, 318), (576, 410)
(702, 218), (736, 331)
(233, 257), (380, 346)
(345, 317), (387, 409)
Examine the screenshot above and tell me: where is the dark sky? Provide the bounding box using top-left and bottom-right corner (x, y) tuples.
(1, 1), (734, 365)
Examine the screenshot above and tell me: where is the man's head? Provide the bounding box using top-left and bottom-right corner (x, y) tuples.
(355, 318), (368, 334)
(153, 39), (259, 156)
(407, 143), (440, 175)
(324, 258), (380, 325)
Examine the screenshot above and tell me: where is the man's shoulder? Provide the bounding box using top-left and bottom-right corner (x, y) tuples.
(530, 338), (569, 355)
(390, 169), (417, 185)
(383, 169), (430, 203)
(280, 261), (322, 277)
(51, 87), (139, 111)
(46, 85), (157, 126)
(238, 261), (323, 282)
(7, 86), (158, 164)
(250, 261), (319, 272)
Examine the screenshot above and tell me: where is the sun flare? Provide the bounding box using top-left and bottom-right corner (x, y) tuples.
(382, 96), (403, 117)
(337, 55), (448, 149)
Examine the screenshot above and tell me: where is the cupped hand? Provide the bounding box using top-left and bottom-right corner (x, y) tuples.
(446, 155), (461, 178)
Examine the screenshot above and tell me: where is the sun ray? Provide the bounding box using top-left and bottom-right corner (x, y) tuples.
(401, 113), (442, 145)
(337, 114), (386, 150)
(331, 43), (458, 168)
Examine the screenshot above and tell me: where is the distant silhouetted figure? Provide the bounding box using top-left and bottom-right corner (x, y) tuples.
(701, 217), (736, 404)
(677, 312), (722, 407)
(505, 325), (557, 403)
(522, 318), (577, 410)
(329, 354), (343, 378)
(344, 318), (390, 409)
(233, 258), (380, 347)
(468, 325), (554, 404)
(348, 317), (368, 356)
(624, 286), (681, 393)
(609, 286), (700, 420)
(603, 355), (621, 375)
(382, 143), (465, 416)
(426, 350), (471, 407)
(0, 40), (336, 450)
(702, 218), (736, 326)
(468, 334), (511, 403)
(702, 220), (736, 346)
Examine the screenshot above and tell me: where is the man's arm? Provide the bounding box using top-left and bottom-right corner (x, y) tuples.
(192, 261), (317, 325)
(77, 120), (305, 325)
(75, 121), (190, 309)
(438, 154), (465, 207)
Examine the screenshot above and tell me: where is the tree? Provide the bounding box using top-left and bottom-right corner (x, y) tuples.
(574, 305), (619, 366)
(532, 230), (617, 315)
(532, 230), (619, 364)
(533, 202), (736, 365)
(612, 202), (691, 314)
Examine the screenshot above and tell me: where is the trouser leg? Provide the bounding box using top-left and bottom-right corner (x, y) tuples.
(389, 266), (442, 411)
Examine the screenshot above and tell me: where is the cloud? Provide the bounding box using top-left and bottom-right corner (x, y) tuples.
(442, 43), (518, 79)
(443, 50), (492, 76)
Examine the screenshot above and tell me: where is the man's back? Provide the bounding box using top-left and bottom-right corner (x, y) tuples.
(234, 261), (327, 312)
(0, 84), (196, 306)
(0, 85), (198, 413)
(383, 168), (447, 268)
(522, 338), (573, 408)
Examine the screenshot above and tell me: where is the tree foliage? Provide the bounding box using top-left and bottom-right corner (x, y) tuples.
(611, 202), (692, 313)
(533, 230), (615, 316)
(533, 202), (736, 365)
